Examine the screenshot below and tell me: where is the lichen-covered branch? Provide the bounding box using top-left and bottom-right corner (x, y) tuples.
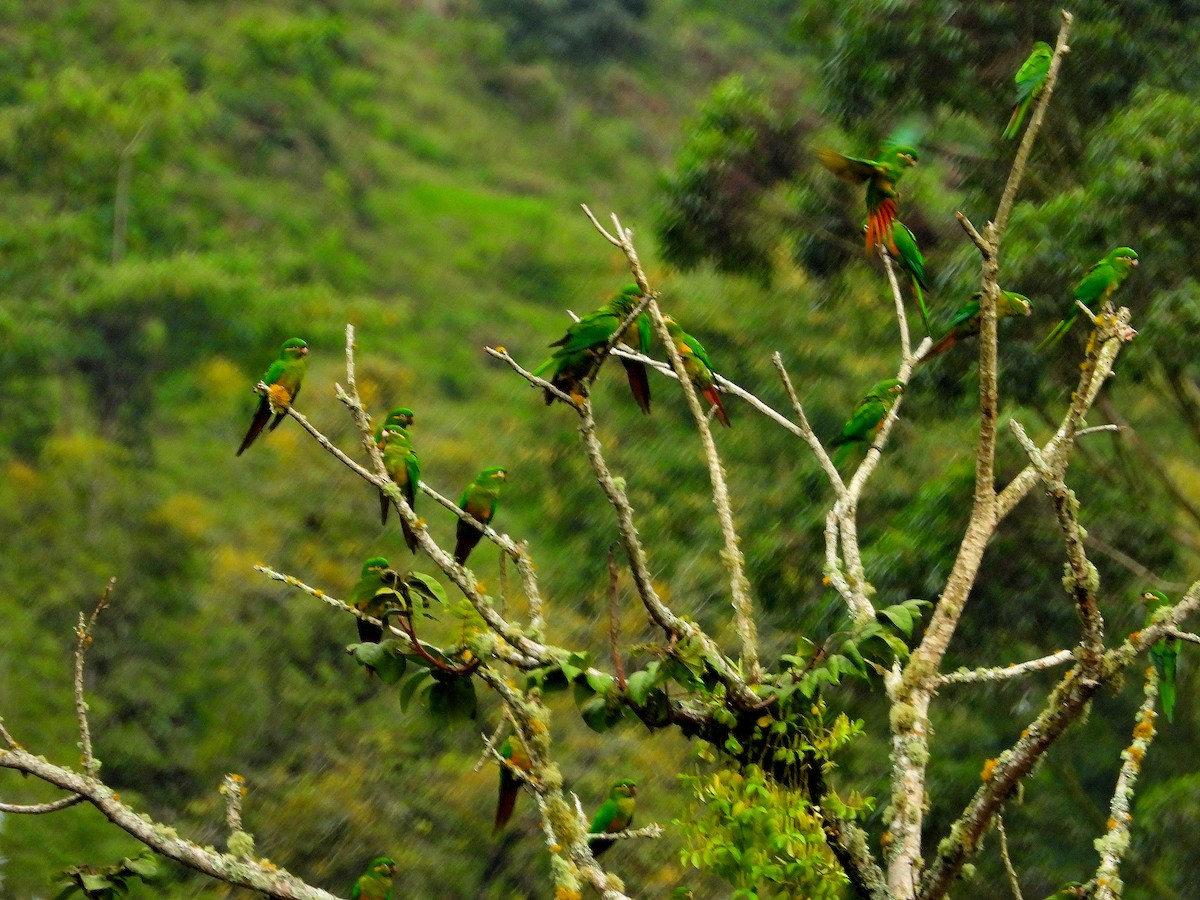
(74, 578), (114, 777)
(934, 650), (1074, 686)
(1009, 419), (1105, 663)
(1093, 668), (1159, 900)
(0, 748), (343, 900)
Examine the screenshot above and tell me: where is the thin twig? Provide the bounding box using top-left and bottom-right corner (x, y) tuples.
(74, 578), (115, 777)
(473, 721), (508, 774)
(1168, 629), (1200, 646)
(934, 650), (1074, 686)
(1010, 419), (1104, 663)
(997, 813), (1025, 900)
(0, 796), (86, 814)
(881, 250), (912, 362)
(221, 773), (246, 833)
(607, 548), (627, 690)
(772, 352), (845, 497)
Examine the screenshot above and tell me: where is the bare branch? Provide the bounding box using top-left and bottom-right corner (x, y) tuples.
(880, 249), (912, 362)
(221, 773), (246, 833)
(772, 352), (846, 496)
(1168, 629), (1200, 647)
(1009, 419), (1105, 663)
(0, 748), (343, 900)
(74, 577), (115, 777)
(486, 345), (578, 406)
(934, 650), (1075, 686)
(997, 813), (1025, 900)
(607, 548), (627, 691)
(955, 211), (989, 256)
(0, 796), (86, 814)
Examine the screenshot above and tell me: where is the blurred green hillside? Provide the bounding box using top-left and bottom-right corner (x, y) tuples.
(1, 1), (1199, 897)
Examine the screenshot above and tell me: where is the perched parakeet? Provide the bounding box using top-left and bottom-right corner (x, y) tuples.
(1143, 590), (1180, 723)
(831, 379), (904, 467)
(236, 338), (308, 456)
(817, 143), (918, 254)
(534, 285), (652, 412)
(454, 466), (507, 566)
(919, 291), (1033, 362)
(588, 779), (637, 858)
(661, 315), (730, 427)
(375, 407), (419, 553)
(494, 735), (533, 832)
(1041, 247), (1139, 347)
(1003, 41), (1053, 140)
(351, 856), (396, 900)
(348, 556), (404, 645)
(888, 220), (932, 335)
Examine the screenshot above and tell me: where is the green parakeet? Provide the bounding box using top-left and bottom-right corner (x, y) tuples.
(494, 735), (532, 832)
(919, 291), (1033, 362)
(1143, 589), (1180, 723)
(375, 407), (419, 553)
(588, 779), (637, 857)
(817, 143), (918, 254)
(454, 466), (507, 565)
(348, 556), (404, 645)
(534, 285), (652, 412)
(662, 315), (730, 427)
(1041, 247), (1139, 347)
(831, 379), (904, 467)
(236, 338), (308, 456)
(888, 220), (932, 335)
(351, 856), (396, 900)
(1003, 41), (1053, 140)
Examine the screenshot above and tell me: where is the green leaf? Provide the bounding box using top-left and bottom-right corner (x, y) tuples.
(399, 671), (433, 711)
(348, 640), (407, 684)
(406, 572), (447, 606)
(429, 677), (477, 720)
(80, 874), (114, 891)
(579, 693), (620, 733)
(586, 671), (614, 694)
(626, 664), (659, 706)
(122, 854), (159, 880)
(877, 604), (913, 634)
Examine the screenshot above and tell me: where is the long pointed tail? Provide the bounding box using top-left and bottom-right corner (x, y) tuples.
(917, 332), (957, 364)
(622, 359), (652, 414)
(495, 775), (520, 832)
(1002, 102), (1026, 140)
(455, 519), (483, 566)
(380, 491), (390, 525)
(236, 400), (272, 456)
(702, 385), (731, 427)
(402, 518), (418, 554)
(1037, 314), (1074, 350)
(911, 279), (932, 337)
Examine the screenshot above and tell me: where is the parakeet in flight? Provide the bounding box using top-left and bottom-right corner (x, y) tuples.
(919, 291), (1033, 362)
(1041, 247), (1138, 347)
(817, 143), (918, 254)
(588, 779), (637, 857)
(1003, 41), (1053, 140)
(236, 338), (308, 456)
(494, 735), (533, 832)
(888, 220), (932, 335)
(348, 556), (404, 645)
(454, 466), (507, 566)
(376, 407), (419, 553)
(1143, 590), (1180, 723)
(662, 314), (730, 427)
(351, 856), (397, 900)
(534, 285), (652, 411)
(831, 379), (904, 467)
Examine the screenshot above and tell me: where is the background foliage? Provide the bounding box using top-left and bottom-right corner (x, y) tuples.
(1, 1), (1198, 897)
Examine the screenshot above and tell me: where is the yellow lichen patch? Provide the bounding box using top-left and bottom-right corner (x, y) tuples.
(1128, 746), (1145, 765)
(1132, 719), (1155, 740)
(1020, 728), (1031, 739)
(980, 758), (998, 782)
(822, 575), (832, 586)
(495, 346), (507, 354)
(555, 889), (582, 900)
(1107, 817), (1117, 831)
